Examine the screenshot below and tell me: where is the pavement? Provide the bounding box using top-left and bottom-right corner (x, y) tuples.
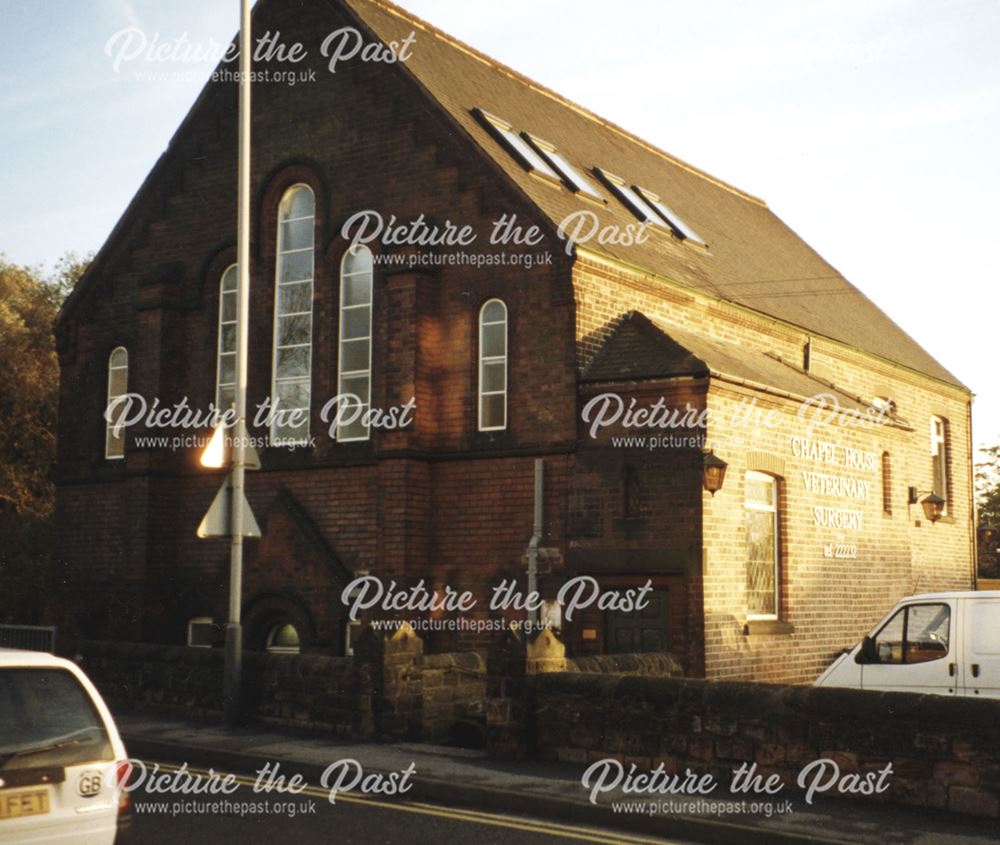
(117, 713), (1000, 845)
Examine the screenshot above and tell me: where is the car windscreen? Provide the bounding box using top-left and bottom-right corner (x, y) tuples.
(0, 668), (113, 770)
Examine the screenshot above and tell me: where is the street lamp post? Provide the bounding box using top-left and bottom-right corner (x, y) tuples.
(224, 0), (253, 727)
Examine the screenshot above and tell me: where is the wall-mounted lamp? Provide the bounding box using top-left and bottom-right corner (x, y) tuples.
(702, 450), (728, 496)
(907, 487), (945, 523)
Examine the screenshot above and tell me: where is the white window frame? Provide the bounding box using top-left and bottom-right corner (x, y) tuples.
(337, 245), (374, 443)
(270, 183), (315, 446)
(635, 186), (706, 245)
(478, 298), (508, 432)
(215, 264), (238, 414)
(187, 617), (214, 649)
(745, 470), (779, 621)
(105, 346), (128, 460)
(930, 416), (949, 510)
(524, 134), (603, 199)
(476, 109), (560, 180)
(596, 169), (659, 224)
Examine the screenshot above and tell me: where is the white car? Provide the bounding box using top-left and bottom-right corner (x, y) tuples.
(816, 591), (1000, 697)
(0, 649), (131, 843)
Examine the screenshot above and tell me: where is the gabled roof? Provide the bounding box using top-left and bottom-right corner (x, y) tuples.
(583, 312), (876, 418)
(582, 312), (709, 383)
(344, 0), (965, 390)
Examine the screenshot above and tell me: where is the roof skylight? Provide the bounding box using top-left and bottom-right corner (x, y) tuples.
(597, 169), (660, 223)
(635, 186), (706, 245)
(598, 169), (706, 246)
(476, 109), (559, 180)
(525, 135), (603, 200)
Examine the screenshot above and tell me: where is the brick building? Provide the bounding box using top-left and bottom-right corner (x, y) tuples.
(53, 0), (974, 683)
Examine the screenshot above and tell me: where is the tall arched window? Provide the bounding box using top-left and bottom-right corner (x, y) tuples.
(271, 184), (315, 445)
(478, 299), (507, 431)
(105, 346), (128, 459)
(216, 264), (237, 413)
(337, 245), (373, 442)
(930, 416), (949, 510)
(745, 471), (779, 620)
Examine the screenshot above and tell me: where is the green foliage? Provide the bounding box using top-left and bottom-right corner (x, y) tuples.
(976, 444), (1000, 578)
(0, 253), (90, 623)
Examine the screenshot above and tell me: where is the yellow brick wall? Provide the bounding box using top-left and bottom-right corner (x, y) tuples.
(573, 251), (974, 683)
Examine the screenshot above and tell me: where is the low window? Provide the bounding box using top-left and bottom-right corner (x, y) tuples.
(266, 623), (301, 654)
(187, 617), (214, 648)
(745, 471), (779, 619)
(872, 603), (950, 664)
(105, 346), (128, 459)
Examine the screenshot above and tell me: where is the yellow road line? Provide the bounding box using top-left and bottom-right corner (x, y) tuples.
(149, 762), (675, 845)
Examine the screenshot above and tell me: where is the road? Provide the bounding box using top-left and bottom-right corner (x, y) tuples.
(127, 760), (691, 845)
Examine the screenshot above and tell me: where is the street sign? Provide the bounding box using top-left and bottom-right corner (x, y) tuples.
(197, 475), (261, 538)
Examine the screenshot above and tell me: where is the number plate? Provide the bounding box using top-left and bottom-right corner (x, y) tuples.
(0, 789), (50, 820)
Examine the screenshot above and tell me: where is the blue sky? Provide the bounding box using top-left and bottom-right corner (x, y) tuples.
(2, 0), (998, 452)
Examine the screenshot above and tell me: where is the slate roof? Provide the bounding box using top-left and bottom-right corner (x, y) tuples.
(582, 311), (875, 417)
(60, 0), (965, 392)
(343, 0), (965, 390)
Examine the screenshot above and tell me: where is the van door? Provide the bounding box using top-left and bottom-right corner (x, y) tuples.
(962, 597), (1000, 698)
(860, 600), (957, 695)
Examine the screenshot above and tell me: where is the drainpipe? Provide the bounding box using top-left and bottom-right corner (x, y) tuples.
(527, 459), (544, 628)
(969, 397), (978, 589)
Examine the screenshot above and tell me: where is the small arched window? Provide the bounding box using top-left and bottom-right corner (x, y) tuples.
(881, 451), (892, 515)
(266, 622), (301, 654)
(271, 184), (315, 445)
(337, 245), (374, 442)
(216, 264), (238, 413)
(105, 346), (129, 459)
(478, 299), (508, 431)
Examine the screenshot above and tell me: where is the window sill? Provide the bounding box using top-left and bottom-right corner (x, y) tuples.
(743, 620), (795, 637)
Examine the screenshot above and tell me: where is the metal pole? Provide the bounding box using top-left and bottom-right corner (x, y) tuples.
(224, 0), (252, 727)
(527, 459), (543, 627)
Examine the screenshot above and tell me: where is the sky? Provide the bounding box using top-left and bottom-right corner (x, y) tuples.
(1, 0), (998, 454)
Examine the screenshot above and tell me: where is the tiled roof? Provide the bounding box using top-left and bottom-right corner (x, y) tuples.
(583, 311), (875, 417)
(344, 0), (965, 389)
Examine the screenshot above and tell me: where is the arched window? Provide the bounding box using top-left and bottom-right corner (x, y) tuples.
(478, 299), (507, 431)
(216, 264), (238, 413)
(105, 346), (128, 459)
(266, 622), (301, 654)
(337, 245), (373, 442)
(881, 451), (892, 515)
(271, 184), (315, 445)
(930, 416), (949, 509)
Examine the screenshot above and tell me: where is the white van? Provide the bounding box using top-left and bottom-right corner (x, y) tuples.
(816, 591), (1000, 697)
(0, 649), (131, 843)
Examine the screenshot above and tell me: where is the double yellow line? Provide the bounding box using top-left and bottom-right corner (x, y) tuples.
(152, 762), (677, 845)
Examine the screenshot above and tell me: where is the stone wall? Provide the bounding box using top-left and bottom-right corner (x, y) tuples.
(81, 629), (486, 745)
(531, 672), (1000, 818)
(82, 640), (359, 736)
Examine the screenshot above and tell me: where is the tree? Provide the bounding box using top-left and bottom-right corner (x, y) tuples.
(0, 253), (90, 623)
(976, 443), (1000, 578)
